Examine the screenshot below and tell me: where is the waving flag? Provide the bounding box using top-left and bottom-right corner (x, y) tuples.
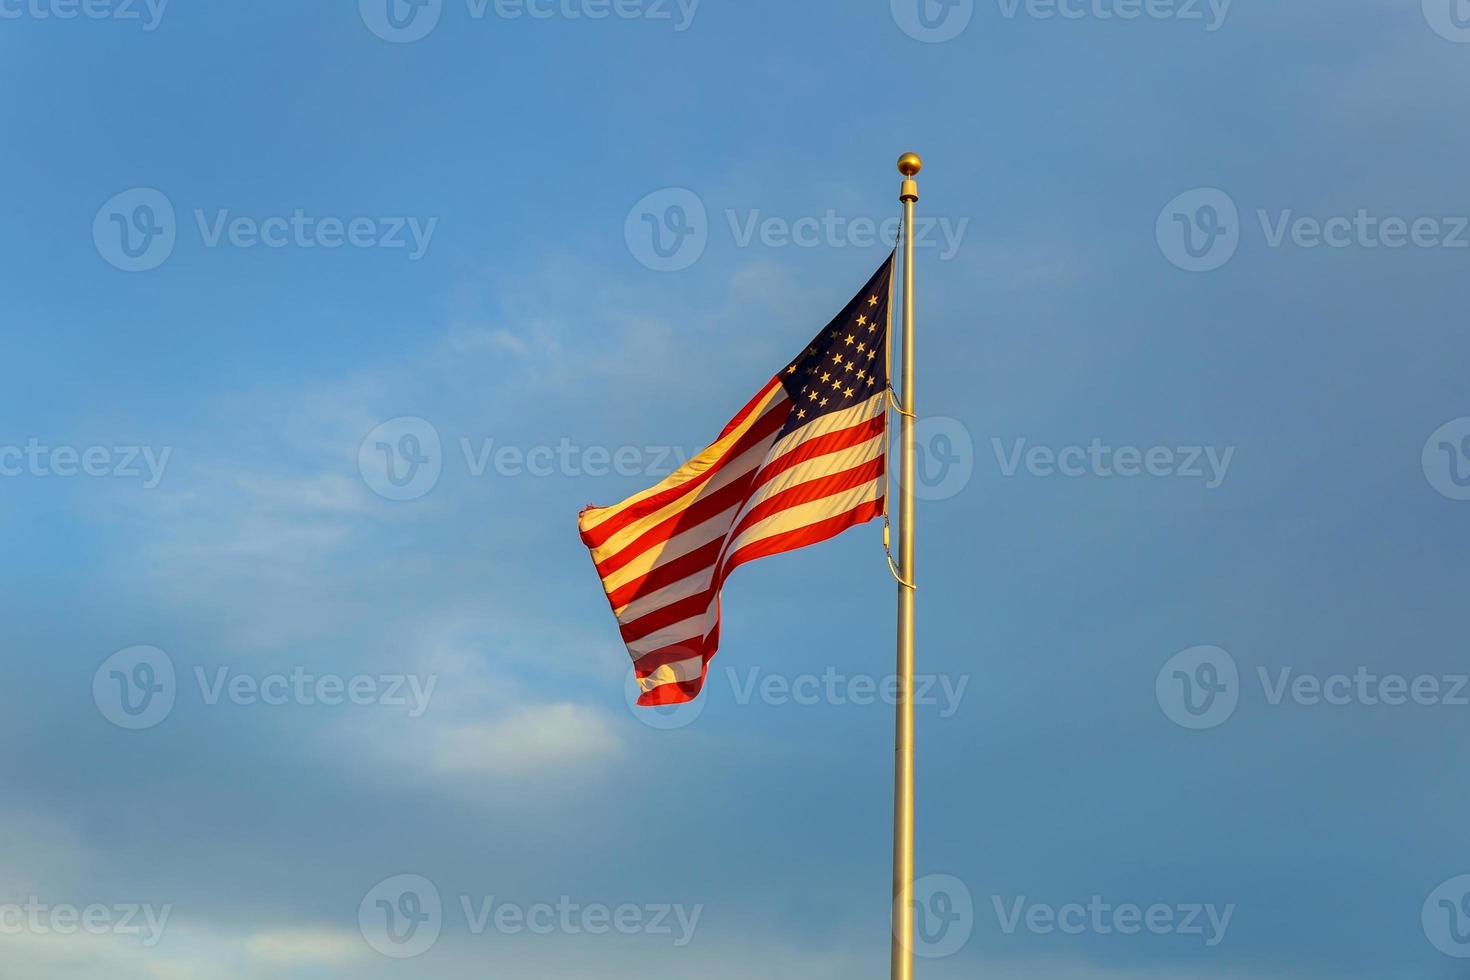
(578, 255), (894, 705)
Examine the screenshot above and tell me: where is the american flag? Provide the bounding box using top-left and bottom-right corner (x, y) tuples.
(579, 255), (894, 705)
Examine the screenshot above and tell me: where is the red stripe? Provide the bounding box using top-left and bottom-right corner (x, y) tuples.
(638, 674), (706, 706)
(578, 390), (789, 550)
(617, 458), (882, 642)
(632, 602), (723, 702)
(619, 586), (716, 643)
(725, 455), (885, 546)
(750, 413), (885, 493)
(605, 537), (723, 611)
(636, 618), (722, 705)
(719, 497), (884, 585)
(629, 498), (883, 705)
(594, 461), (764, 578)
(628, 638), (705, 676)
(601, 411), (874, 581)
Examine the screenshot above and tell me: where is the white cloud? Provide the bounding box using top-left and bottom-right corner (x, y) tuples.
(0, 928), (1314, 980)
(0, 930), (239, 980)
(315, 616), (630, 801)
(432, 702), (623, 779)
(0, 810), (89, 900)
(245, 928), (364, 964)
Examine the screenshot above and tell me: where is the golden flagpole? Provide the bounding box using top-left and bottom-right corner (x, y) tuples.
(889, 151), (921, 980)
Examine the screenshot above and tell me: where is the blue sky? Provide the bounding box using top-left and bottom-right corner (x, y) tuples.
(3, 0), (1470, 977)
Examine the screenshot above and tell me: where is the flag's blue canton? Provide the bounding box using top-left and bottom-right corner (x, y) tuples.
(776, 253), (894, 437)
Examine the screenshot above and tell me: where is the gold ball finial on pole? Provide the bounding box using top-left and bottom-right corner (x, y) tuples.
(898, 152), (921, 203)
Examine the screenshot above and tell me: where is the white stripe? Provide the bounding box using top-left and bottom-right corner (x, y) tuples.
(599, 502), (741, 595)
(618, 423), (886, 625)
(625, 616), (706, 657)
(579, 382), (786, 533)
(588, 425), (782, 563)
(722, 477), (884, 558)
(613, 569), (711, 622)
(637, 654), (704, 693)
(608, 393), (887, 676)
(751, 432), (884, 504)
(663, 473), (886, 642)
(718, 434), (884, 560)
(763, 391), (885, 464)
(597, 395), (879, 580)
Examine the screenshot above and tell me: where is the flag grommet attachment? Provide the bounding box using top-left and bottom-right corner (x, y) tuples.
(883, 519), (917, 591)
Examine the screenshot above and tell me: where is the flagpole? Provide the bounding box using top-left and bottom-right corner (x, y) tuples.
(890, 151), (921, 980)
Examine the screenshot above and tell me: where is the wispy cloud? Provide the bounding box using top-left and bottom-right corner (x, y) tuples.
(245, 928), (365, 964)
(432, 702), (623, 778)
